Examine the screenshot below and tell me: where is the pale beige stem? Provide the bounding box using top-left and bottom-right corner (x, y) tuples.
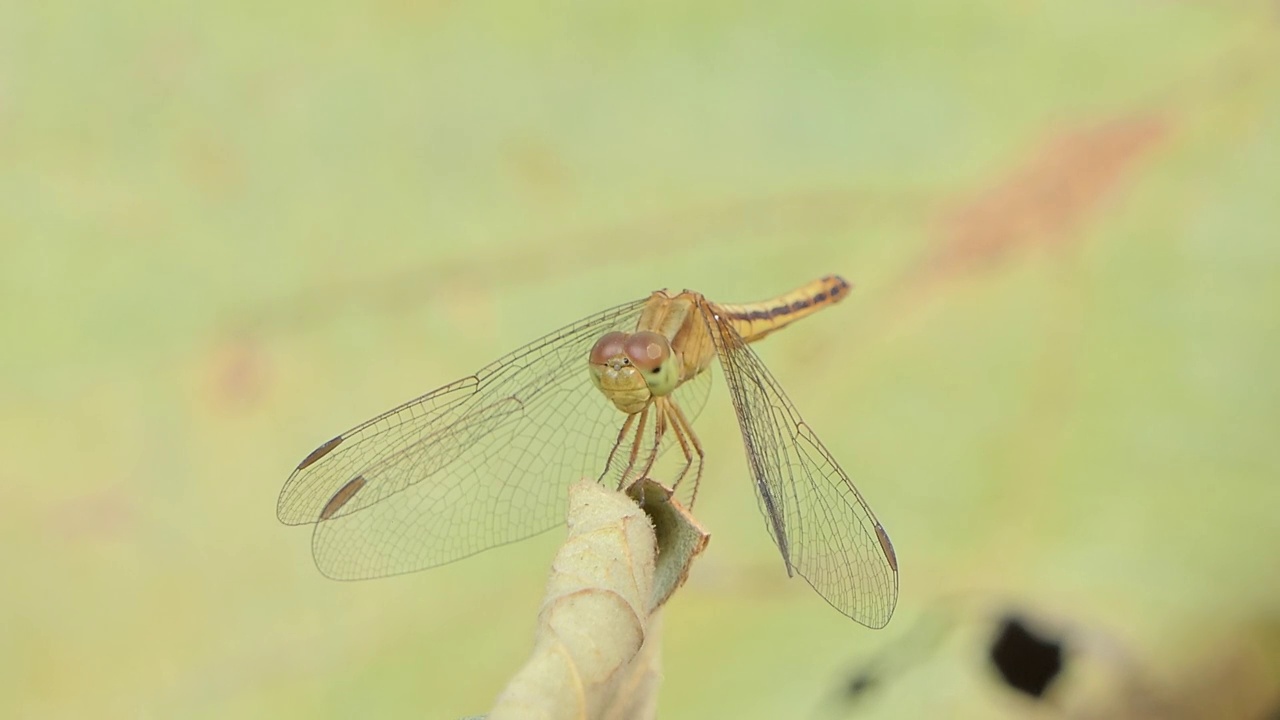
(480, 479), (708, 720)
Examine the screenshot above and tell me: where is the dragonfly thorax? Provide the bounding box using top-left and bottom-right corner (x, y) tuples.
(588, 330), (681, 414)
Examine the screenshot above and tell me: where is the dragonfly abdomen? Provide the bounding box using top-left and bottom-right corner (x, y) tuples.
(713, 275), (851, 344)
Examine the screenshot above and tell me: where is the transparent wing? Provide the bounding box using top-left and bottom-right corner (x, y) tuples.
(704, 305), (899, 628)
(278, 297), (709, 580)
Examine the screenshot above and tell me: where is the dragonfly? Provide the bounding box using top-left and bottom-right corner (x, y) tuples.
(278, 274), (898, 628)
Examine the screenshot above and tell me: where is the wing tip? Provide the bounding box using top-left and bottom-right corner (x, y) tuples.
(847, 585), (900, 630)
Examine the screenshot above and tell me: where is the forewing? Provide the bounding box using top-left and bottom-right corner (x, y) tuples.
(278, 298), (650, 578)
(704, 307), (899, 628)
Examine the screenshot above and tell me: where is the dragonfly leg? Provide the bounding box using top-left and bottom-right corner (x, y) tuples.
(619, 404), (650, 489)
(635, 399), (666, 482)
(665, 400), (695, 491)
(667, 398), (705, 506)
(601, 411), (637, 484)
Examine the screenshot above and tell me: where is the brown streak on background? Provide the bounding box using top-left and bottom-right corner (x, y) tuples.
(919, 113), (1172, 285)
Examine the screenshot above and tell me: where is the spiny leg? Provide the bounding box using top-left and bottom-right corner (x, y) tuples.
(635, 398), (667, 483)
(601, 411), (638, 484)
(664, 399), (696, 493)
(619, 404), (650, 489)
(668, 397), (705, 506)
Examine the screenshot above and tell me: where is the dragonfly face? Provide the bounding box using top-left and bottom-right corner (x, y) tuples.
(588, 330), (681, 414)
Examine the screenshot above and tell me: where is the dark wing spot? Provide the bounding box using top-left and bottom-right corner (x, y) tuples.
(875, 524), (898, 572)
(320, 475), (368, 520)
(297, 436), (343, 471)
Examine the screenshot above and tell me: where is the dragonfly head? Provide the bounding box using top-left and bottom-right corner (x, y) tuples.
(589, 330), (681, 414)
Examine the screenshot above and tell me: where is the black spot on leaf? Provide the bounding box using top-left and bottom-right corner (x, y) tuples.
(844, 671), (877, 699)
(989, 614), (1064, 699)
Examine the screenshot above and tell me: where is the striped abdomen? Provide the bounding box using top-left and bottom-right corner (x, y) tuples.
(712, 275), (851, 344)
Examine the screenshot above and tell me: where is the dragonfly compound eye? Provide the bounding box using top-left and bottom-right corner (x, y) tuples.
(626, 331), (679, 396)
(589, 331), (629, 366)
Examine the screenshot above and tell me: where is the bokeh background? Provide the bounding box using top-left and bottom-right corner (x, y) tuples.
(4, 2), (1279, 718)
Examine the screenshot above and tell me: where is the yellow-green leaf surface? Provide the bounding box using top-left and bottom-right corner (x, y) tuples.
(4, 1), (1278, 718)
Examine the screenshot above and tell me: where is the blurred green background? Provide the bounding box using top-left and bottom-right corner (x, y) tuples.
(4, 1), (1279, 718)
